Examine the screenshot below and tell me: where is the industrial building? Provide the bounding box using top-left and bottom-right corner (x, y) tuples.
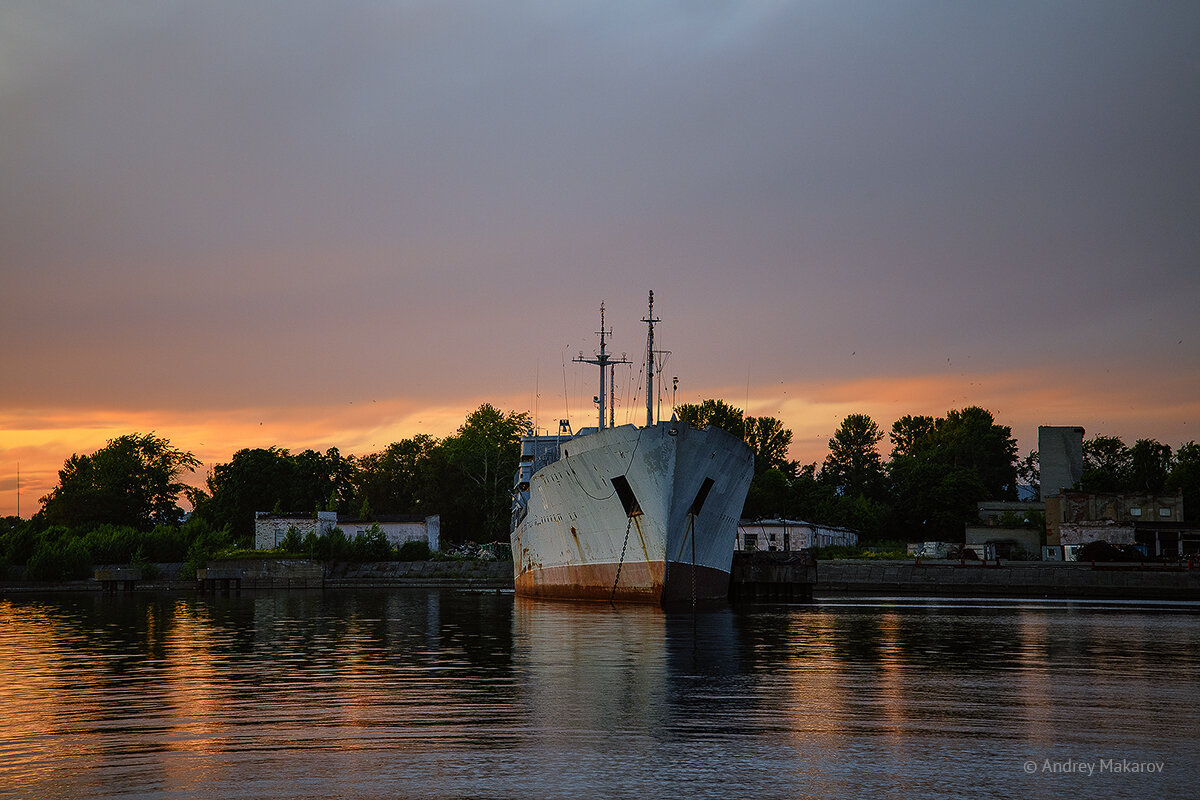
(737, 519), (859, 552)
(254, 510), (440, 552)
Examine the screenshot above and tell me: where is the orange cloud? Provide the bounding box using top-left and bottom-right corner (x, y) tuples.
(3, 365), (1196, 517)
(745, 366), (1200, 467)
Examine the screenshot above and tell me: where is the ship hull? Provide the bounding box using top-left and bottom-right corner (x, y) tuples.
(511, 422), (753, 605)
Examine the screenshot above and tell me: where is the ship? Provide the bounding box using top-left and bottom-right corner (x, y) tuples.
(510, 292), (754, 605)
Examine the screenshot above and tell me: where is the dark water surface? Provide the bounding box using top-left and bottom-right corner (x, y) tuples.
(1, 590), (1197, 799)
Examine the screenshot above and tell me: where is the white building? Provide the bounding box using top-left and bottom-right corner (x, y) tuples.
(736, 519), (858, 552)
(254, 511), (440, 552)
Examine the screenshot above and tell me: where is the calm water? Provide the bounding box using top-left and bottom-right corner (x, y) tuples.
(1, 590), (1197, 800)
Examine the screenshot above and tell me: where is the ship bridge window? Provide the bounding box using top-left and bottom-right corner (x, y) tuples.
(690, 477), (715, 516)
(610, 475), (642, 518)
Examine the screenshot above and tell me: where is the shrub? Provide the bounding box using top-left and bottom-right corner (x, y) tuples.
(279, 526), (304, 554)
(130, 545), (161, 580)
(26, 539), (92, 581)
(350, 524), (392, 561)
(397, 540), (432, 561)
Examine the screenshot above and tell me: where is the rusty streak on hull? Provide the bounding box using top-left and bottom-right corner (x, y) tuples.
(515, 560), (730, 605)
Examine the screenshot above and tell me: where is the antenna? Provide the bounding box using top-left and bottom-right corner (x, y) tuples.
(574, 302), (630, 430)
(642, 291), (661, 426)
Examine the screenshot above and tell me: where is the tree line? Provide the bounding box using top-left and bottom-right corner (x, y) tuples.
(678, 400), (1200, 541)
(0, 405), (527, 579)
(4, 399), (1198, 580)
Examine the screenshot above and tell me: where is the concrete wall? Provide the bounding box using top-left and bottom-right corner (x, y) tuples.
(964, 526), (1042, 555)
(254, 511), (337, 550)
(335, 516), (440, 551)
(199, 558), (512, 590)
(254, 512), (440, 551)
(1059, 523), (1136, 546)
(816, 560), (1200, 599)
(1039, 426), (1085, 499)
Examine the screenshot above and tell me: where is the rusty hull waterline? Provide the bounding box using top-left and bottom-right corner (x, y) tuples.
(515, 560), (730, 605)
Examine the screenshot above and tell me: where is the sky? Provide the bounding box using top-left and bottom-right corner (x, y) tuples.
(2, 1), (1199, 517)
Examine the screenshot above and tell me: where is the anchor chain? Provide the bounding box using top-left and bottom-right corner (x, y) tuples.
(610, 516), (634, 605)
(688, 513), (697, 611)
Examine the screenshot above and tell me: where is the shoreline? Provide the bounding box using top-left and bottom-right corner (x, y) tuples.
(4, 557), (1200, 601)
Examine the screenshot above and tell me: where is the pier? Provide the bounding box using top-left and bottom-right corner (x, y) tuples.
(728, 551), (817, 602)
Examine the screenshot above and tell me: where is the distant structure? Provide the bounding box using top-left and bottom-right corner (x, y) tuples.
(1038, 425), (1085, 500)
(1045, 490), (1191, 558)
(736, 519), (858, 552)
(254, 511), (440, 552)
(963, 499), (1044, 560)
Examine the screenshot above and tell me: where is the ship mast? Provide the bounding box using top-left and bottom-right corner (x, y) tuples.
(642, 291), (660, 426)
(575, 302), (629, 430)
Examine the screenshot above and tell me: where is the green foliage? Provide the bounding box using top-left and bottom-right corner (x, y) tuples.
(743, 468), (793, 519)
(744, 415), (794, 476)
(1016, 450), (1040, 496)
(676, 399), (747, 438)
(816, 493), (892, 540)
(26, 538), (91, 581)
(351, 524), (391, 561)
(889, 415), (936, 458)
(1080, 435), (1133, 492)
(0, 517), (40, 567)
(822, 414), (886, 500)
(679, 399), (794, 485)
(814, 541), (909, 560)
(280, 526), (304, 554)
(38, 433), (200, 531)
(886, 407), (1018, 540)
(397, 540), (433, 561)
(1167, 442), (1200, 522)
(198, 446), (354, 542)
(129, 546), (161, 580)
(351, 435), (439, 516)
(23, 402), (1194, 567)
(435, 404), (529, 542)
(1129, 439), (1173, 493)
(1076, 435), (1193, 508)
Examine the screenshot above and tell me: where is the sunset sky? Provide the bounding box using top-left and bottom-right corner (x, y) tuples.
(3, 1), (1199, 517)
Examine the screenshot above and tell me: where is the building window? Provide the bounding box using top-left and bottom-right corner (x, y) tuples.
(1130, 507), (1142, 517)
(744, 534), (757, 551)
(1159, 507), (1172, 517)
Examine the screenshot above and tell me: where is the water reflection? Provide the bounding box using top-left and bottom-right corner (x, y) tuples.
(1, 593), (1198, 799)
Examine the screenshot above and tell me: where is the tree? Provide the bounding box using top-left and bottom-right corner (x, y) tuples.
(889, 415), (935, 458)
(932, 407), (1018, 499)
(1080, 435), (1132, 492)
(886, 407), (1018, 540)
(1167, 442), (1200, 522)
(1016, 450), (1040, 498)
(351, 435), (439, 515)
(39, 433), (200, 531)
(1128, 439), (1172, 493)
(743, 468), (792, 519)
(199, 447), (299, 541)
(199, 446), (353, 542)
(744, 415), (794, 476)
(821, 414), (886, 500)
(675, 399), (746, 439)
(437, 404), (529, 541)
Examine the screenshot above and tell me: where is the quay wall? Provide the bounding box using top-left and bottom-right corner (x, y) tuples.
(815, 560), (1200, 600)
(7, 559), (1200, 600)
